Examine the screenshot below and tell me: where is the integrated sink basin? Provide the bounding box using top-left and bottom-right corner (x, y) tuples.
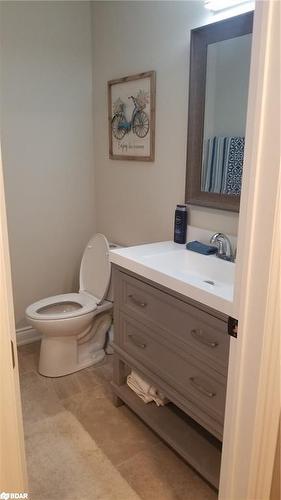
(110, 241), (235, 316)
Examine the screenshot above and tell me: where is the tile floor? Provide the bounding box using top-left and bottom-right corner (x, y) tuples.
(18, 342), (217, 500)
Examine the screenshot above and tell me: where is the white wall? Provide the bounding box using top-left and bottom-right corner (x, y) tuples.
(0, 1), (96, 328)
(92, 1), (239, 247)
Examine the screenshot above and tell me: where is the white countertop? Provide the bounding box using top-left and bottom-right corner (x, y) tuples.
(110, 241), (235, 316)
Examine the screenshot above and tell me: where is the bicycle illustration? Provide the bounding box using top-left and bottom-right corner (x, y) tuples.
(111, 94), (150, 141)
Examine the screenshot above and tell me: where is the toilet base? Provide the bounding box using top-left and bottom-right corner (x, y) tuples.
(38, 337), (106, 378)
(37, 311), (112, 378)
(77, 348), (105, 371)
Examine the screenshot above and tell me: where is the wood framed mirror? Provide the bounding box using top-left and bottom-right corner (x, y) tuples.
(185, 12), (254, 212)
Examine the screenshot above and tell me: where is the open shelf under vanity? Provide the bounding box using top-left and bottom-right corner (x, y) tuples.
(112, 381), (221, 490)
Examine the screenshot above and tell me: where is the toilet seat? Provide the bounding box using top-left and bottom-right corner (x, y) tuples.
(25, 292), (98, 321)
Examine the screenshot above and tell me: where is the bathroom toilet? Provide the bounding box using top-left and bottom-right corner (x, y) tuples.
(25, 233), (113, 377)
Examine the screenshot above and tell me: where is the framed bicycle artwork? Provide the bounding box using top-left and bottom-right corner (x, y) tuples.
(108, 71), (156, 161)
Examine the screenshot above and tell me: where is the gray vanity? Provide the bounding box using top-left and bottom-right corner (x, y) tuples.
(111, 264), (230, 489)
(109, 10), (251, 488)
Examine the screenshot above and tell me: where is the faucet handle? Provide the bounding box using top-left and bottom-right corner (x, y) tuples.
(210, 232), (224, 244)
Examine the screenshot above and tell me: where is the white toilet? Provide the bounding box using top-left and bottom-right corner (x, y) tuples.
(25, 233), (113, 377)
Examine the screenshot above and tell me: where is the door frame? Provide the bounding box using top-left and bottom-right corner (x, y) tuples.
(219, 0), (280, 498)
(0, 144), (28, 491)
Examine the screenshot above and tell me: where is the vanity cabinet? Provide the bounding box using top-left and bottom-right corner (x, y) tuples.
(111, 264), (230, 488)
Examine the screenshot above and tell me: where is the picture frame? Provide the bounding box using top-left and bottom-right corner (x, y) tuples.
(108, 71), (156, 161)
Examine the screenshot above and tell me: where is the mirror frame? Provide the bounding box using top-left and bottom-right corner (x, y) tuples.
(185, 11), (254, 212)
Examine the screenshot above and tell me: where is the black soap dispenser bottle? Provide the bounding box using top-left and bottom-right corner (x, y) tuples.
(174, 204), (188, 244)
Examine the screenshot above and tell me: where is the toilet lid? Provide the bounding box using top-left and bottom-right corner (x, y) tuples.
(79, 233), (111, 303)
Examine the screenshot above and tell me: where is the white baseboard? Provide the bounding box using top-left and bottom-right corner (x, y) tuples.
(16, 326), (41, 346)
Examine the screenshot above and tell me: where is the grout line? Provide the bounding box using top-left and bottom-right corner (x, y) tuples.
(115, 439), (163, 470)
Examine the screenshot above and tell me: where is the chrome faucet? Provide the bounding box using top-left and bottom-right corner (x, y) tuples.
(210, 233), (234, 262)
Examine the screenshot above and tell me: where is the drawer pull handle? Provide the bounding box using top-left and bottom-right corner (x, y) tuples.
(191, 329), (218, 348)
(128, 294), (147, 308)
(189, 377), (216, 398)
(128, 334), (146, 349)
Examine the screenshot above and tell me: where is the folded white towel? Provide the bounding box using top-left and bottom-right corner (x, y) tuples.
(127, 370), (168, 407)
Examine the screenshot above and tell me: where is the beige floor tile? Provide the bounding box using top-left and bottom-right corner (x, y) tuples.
(20, 370), (48, 395)
(44, 369), (98, 400)
(18, 341), (41, 355)
(118, 442), (217, 500)
(86, 355), (114, 382)
(17, 350), (38, 374)
(20, 371), (64, 432)
(62, 385), (161, 467)
(17, 341), (40, 374)
(43, 358), (113, 400)
(25, 410), (141, 500)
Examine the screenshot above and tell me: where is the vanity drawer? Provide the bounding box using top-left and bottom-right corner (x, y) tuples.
(116, 270), (229, 374)
(119, 313), (227, 425)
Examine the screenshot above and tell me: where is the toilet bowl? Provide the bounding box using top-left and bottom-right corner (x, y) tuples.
(25, 233), (113, 377)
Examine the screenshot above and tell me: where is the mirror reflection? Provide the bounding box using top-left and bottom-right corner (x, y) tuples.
(201, 34), (252, 196)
